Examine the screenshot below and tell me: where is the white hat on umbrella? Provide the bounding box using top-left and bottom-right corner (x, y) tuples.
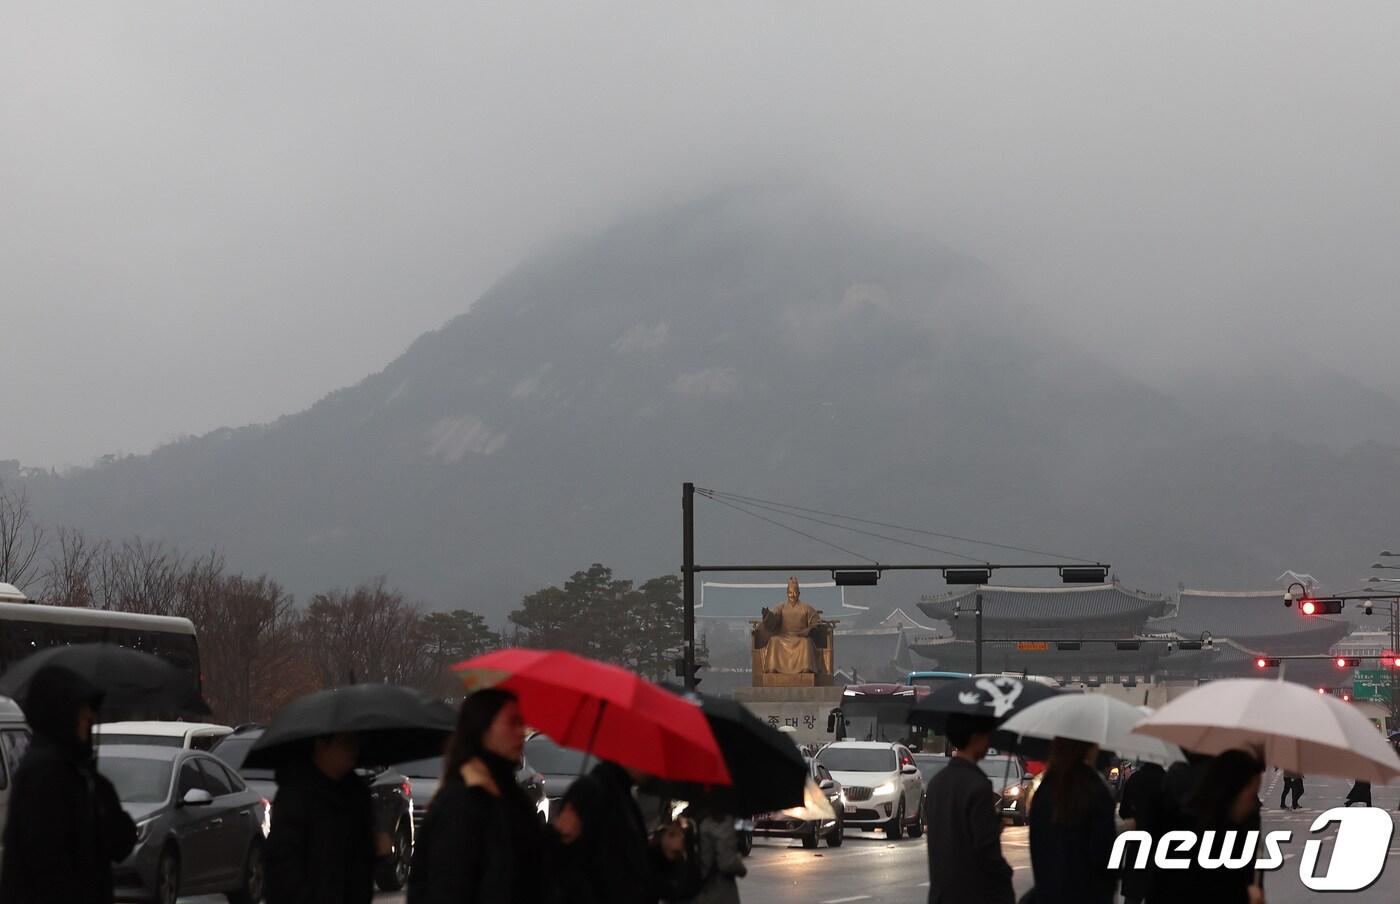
(999, 693), (1185, 765)
(1132, 678), (1400, 783)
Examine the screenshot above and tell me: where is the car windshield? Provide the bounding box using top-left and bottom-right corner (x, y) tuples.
(524, 735), (589, 774)
(97, 756), (173, 804)
(211, 735), (274, 781)
(397, 757), (443, 779)
(915, 757), (949, 783)
(979, 757), (1020, 784)
(817, 747), (896, 773)
(96, 734), (183, 747)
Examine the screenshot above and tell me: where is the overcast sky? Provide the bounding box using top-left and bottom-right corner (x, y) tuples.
(5, 2), (1400, 467)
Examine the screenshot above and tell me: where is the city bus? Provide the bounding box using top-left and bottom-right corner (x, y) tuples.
(826, 683), (931, 746)
(0, 601), (202, 716)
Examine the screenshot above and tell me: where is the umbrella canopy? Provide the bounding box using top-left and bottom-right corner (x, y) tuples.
(650, 690), (807, 816)
(453, 649), (729, 785)
(999, 694), (1184, 765)
(909, 675), (1060, 732)
(1132, 679), (1400, 783)
(0, 643), (208, 720)
(244, 683), (455, 770)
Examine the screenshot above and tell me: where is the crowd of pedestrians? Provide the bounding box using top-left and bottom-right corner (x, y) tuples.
(923, 728), (1283, 904)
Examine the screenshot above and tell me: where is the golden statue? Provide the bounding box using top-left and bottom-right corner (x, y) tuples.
(757, 577), (824, 674)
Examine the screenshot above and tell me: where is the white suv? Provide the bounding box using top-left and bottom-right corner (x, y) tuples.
(816, 741), (924, 839)
(94, 721), (233, 751)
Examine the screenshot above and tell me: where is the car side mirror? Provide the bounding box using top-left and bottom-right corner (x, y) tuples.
(819, 779), (835, 790)
(180, 788), (214, 807)
(901, 764), (918, 776)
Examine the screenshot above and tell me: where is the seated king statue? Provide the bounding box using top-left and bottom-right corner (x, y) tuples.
(758, 577), (823, 674)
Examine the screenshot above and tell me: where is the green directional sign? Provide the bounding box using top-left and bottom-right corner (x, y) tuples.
(1352, 669), (1395, 702)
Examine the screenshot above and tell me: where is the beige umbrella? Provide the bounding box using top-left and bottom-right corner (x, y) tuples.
(1132, 678), (1400, 783)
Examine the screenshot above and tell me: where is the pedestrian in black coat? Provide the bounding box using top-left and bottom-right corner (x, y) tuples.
(1149, 750), (1264, 904)
(923, 714), (1014, 904)
(1028, 738), (1117, 904)
(407, 689), (546, 904)
(559, 760), (660, 904)
(0, 664), (136, 904)
(1279, 771), (1303, 809)
(1118, 762), (1166, 904)
(1344, 780), (1372, 807)
(265, 733), (376, 904)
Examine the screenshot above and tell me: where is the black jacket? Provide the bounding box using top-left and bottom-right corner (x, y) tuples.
(562, 761), (656, 904)
(265, 764), (375, 904)
(0, 666), (136, 904)
(924, 756), (1014, 904)
(1028, 764), (1117, 904)
(1118, 763), (1165, 901)
(407, 755), (545, 904)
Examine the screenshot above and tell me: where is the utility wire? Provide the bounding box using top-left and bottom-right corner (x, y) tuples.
(699, 487), (1095, 564)
(698, 492), (878, 564)
(699, 489), (986, 563)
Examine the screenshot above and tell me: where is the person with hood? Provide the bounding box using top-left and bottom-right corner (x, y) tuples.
(0, 664), (136, 904)
(1028, 738), (1117, 904)
(407, 688), (546, 904)
(923, 713), (1015, 904)
(264, 731), (376, 904)
(561, 758), (661, 904)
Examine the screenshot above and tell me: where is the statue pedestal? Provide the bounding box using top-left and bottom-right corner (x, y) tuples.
(754, 673), (818, 688)
(734, 686), (846, 746)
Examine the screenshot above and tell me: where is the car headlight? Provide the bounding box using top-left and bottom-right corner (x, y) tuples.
(872, 782), (896, 797)
(134, 817), (156, 843)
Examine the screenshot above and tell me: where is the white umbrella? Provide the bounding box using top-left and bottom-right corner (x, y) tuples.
(999, 693), (1185, 765)
(1132, 678), (1400, 783)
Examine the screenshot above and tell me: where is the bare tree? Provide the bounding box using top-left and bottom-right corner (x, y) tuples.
(0, 481), (45, 593)
(192, 574), (305, 723)
(299, 578), (437, 689)
(97, 537), (185, 614)
(39, 527), (105, 607)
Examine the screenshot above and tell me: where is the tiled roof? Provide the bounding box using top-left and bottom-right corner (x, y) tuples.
(917, 584), (1170, 626)
(697, 581), (862, 620)
(834, 628), (911, 680)
(1153, 589), (1350, 647)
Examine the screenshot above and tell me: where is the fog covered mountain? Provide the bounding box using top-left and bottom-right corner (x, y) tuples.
(17, 190), (1400, 618)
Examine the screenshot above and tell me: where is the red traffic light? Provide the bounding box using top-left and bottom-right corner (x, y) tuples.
(1335, 657), (1361, 669)
(1254, 657), (1281, 669)
(1382, 651), (1398, 668)
(1299, 598), (1344, 616)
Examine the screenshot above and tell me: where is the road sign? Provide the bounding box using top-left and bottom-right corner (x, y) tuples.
(1352, 669), (1395, 702)
(1016, 641), (1049, 651)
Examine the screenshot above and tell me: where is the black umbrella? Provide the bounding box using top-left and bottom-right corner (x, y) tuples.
(909, 675), (1060, 744)
(0, 643), (209, 720)
(650, 689), (808, 817)
(244, 684), (455, 770)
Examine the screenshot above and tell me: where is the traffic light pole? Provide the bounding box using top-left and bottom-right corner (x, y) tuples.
(682, 482), (696, 691)
(974, 592), (983, 674)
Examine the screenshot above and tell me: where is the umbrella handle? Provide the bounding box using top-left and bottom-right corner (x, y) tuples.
(579, 700), (608, 777)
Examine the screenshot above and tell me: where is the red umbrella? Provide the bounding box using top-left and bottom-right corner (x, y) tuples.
(452, 648), (730, 785)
